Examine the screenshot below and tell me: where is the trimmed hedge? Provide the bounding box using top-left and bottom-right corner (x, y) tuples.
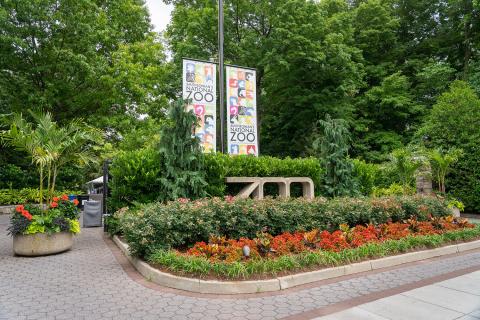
(204, 153), (322, 197)
(119, 196), (451, 258)
(0, 188), (83, 205)
(109, 148), (164, 211)
(108, 150), (323, 210)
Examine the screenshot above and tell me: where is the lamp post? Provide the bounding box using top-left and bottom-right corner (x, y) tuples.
(218, 0), (225, 153)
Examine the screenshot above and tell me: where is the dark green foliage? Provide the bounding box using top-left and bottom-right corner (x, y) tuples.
(418, 81), (480, 211)
(7, 214), (31, 236)
(158, 100), (207, 201)
(0, 164), (37, 189)
(313, 115), (357, 197)
(109, 148), (164, 211)
(120, 196), (450, 258)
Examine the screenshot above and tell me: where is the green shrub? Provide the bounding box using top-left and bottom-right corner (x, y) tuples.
(417, 81), (480, 211)
(204, 154), (323, 197)
(352, 159), (381, 196)
(372, 183), (415, 197)
(120, 196), (451, 258)
(0, 188), (82, 205)
(109, 147), (164, 211)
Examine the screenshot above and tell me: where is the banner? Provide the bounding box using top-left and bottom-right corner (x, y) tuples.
(182, 59), (216, 153)
(226, 66), (258, 156)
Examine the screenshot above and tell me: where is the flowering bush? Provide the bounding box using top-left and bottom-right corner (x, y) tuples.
(7, 195), (81, 236)
(119, 195), (452, 258)
(182, 215), (474, 262)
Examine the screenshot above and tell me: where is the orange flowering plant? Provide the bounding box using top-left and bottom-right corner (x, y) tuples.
(8, 195), (81, 236)
(182, 215), (474, 262)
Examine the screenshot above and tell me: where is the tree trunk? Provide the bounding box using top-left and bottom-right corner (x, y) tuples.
(51, 165), (57, 199)
(39, 166), (44, 208)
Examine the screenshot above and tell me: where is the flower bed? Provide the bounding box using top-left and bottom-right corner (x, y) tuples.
(117, 196), (452, 258)
(147, 218), (479, 280)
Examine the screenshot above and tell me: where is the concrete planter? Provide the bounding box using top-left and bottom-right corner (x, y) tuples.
(13, 232), (73, 256)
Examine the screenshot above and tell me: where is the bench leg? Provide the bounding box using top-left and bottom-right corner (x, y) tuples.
(252, 182), (264, 199)
(237, 182), (260, 199)
(302, 182), (314, 199)
(278, 182), (290, 198)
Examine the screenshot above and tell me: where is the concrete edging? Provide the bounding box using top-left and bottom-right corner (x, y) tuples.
(112, 235), (480, 294)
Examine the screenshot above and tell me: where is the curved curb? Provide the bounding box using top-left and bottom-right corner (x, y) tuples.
(113, 235), (480, 294)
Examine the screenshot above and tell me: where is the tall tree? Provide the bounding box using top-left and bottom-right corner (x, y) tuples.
(260, 0), (364, 156)
(418, 80), (480, 211)
(0, 0), (167, 128)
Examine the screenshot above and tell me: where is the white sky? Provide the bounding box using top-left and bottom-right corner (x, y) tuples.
(145, 0), (173, 32)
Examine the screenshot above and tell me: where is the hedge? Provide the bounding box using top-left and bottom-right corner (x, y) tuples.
(118, 195), (451, 258)
(204, 153), (322, 197)
(0, 188), (83, 205)
(108, 149), (323, 210)
(109, 148), (164, 211)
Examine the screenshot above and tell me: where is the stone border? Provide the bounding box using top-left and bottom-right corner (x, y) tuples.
(113, 235), (480, 295)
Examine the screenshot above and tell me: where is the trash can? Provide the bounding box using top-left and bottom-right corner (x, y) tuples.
(83, 200), (102, 227)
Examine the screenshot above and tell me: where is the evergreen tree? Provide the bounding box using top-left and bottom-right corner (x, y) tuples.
(313, 115), (357, 197)
(158, 100), (207, 201)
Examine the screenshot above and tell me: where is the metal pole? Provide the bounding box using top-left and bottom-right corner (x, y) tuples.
(218, 0), (225, 153)
(102, 160), (110, 232)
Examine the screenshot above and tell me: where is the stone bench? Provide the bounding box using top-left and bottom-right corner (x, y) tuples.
(225, 177), (314, 200)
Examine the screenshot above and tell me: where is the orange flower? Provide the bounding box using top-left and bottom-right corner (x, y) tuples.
(50, 202), (58, 208)
(21, 210), (32, 221)
(15, 205), (24, 213)
(73, 199), (79, 206)
(61, 194), (69, 201)
(53, 197), (59, 202)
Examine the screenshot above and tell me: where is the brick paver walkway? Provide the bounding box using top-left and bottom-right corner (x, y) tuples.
(1, 214), (480, 320)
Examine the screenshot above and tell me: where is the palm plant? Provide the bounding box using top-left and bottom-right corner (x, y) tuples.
(1, 111), (101, 205)
(389, 148), (423, 194)
(428, 148), (463, 193)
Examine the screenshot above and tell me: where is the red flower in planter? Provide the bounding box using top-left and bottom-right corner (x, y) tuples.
(61, 194), (69, 201)
(15, 205), (24, 213)
(73, 199), (79, 206)
(53, 197), (59, 202)
(21, 210), (32, 221)
(50, 202), (58, 208)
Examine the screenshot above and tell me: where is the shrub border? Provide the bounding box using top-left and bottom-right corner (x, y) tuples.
(112, 228), (480, 294)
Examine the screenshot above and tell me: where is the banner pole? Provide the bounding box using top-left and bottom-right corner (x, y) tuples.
(218, 0), (225, 153)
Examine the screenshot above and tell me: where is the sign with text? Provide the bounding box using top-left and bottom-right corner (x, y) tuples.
(182, 59), (216, 153)
(226, 66), (258, 156)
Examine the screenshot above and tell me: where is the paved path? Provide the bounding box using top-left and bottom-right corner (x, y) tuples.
(1, 214), (480, 320)
(315, 271), (480, 320)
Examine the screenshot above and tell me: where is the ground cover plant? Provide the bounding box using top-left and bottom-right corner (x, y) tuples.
(116, 195), (451, 258)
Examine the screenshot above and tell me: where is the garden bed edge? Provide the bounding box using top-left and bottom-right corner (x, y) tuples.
(112, 235), (480, 294)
